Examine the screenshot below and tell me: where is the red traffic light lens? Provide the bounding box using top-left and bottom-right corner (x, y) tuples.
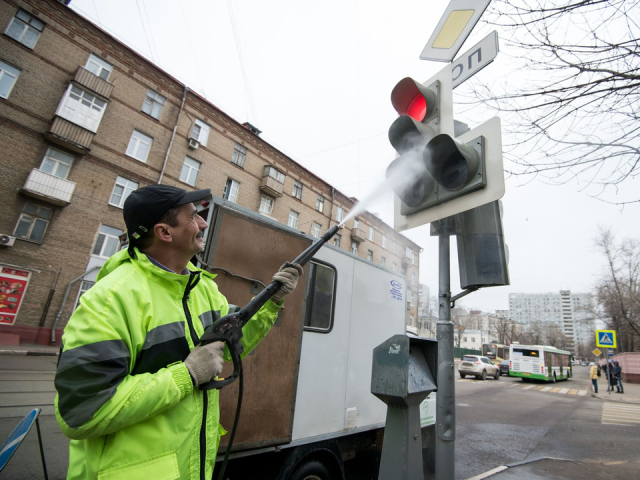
(406, 94), (427, 122)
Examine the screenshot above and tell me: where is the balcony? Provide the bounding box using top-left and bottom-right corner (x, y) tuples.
(20, 169), (76, 206)
(402, 255), (412, 268)
(44, 116), (93, 154)
(73, 66), (114, 99)
(260, 175), (284, 197)
(350, 228), (366, 243)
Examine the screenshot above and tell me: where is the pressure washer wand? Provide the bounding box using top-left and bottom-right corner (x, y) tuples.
(199, 224), (341, 389)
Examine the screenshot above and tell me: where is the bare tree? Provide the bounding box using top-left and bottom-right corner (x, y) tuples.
(594, 229), (640, 352)
(465, 0), (640, 204)
(451, 307), (470, 347)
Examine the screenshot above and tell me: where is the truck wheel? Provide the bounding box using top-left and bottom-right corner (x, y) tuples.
(289, 460), (331, 480)
(481, 370), (487, 380)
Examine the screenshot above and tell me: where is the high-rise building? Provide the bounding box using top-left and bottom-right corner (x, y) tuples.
(0, 0), (421, 344)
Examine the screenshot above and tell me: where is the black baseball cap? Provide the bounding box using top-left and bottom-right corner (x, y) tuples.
(123, 184), (211, 248)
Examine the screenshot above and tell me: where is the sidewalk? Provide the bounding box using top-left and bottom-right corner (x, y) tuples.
(0, 342), (59, 356)
(592, 376), (640, 405)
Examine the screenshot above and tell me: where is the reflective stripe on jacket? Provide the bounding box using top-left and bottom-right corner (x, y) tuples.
(54, 248), (281, 480)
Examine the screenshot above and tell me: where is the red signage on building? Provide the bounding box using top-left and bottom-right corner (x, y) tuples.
(0, 267), (31, 325)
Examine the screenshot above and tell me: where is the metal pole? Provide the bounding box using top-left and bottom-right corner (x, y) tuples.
(35, 415), (48, 480)
(436, 217), (454, 480)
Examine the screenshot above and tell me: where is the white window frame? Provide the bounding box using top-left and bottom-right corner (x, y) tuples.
(141, 89), (165, 119)
(382, 235), (387, 249)
(74, 280), (95, 310)
(179, 157), (201, 186)
(4, 9), (44, 49)
(381, 257), (386, 267)
(231, 143), (247, 167)
(311, 222), (321, 239)
(126, 130), (153, 163)
(410, 315), (415, 327)
(292, 180), (303, 200)
(336, 207), (343, 223)
(412, 273), (416, 286)
(369, 226), (374, 241)
(56, 84), (106, 133)
(0, 60), (20, 99)
(14, 203), (52, 243)
(223, 179), (239, 203)
(263, 165), (285, 183)
(109, 176), (138, 208)
(288, 210), (299, 229)
(40, 147), (73, 179)
(367, 250), (373, 262)
(191, 119), (210, 147)
(333, 234), (341, 248)
(259, 196), (274, 216)
(351, 242), (357, 255)
(85, 54), (113, 81)
(392, 262), (397, 272)
(92, 224), (124, 259)
(316, 195), (325, 213)
(354, 218), (360, 229)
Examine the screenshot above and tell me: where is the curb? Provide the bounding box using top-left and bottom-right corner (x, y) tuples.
(0, 349), (58, 356)
(593, 392), (640, 405)
(468, 456), (569, 480)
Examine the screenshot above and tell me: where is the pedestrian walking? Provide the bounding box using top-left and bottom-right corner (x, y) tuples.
(612, 361), (624, 394)
(590, 364), (599, 394)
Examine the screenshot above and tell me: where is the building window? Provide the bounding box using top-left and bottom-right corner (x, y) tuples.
(191, 119), (210, 147)
(40, 148), (73, 179)
(14, 203), (52, 242)
(369, 226), (375, 241)
(180, 156), (201, 186)
(56, 85), (106, 133)
(287, 210), (299, 229)
(353, 218), (360, 229)
(412, 273), (416, 286)
(336, 207), (344, 223)
(5, 9), (44, 49)
(74, 280), (95, 310)
(407, 290), (413, 306)
(316, 195), (325, 213)
(0, 60), (20, 99)
(392, 262), (397, 272)
(464, 337), (467, 343)
(231, 143), (247, 168)
(141, 89), (165, 119)
(409, 315), (414, 327)
(292, 180), (303, 200)
(471, 337), (475, 343)
(259, 196), (274, 216)
(381, 257), (386, 267)
(351, 242), (357, 255)
(126, 130), (153, 163)
(109, 176), (138, 208)
(382, 235), (387, 249)
(263, 165), (285, 183)
(92, 224), (124, 259)
(367, 250), (373, 262)
(311, 222), (321, 239)
(223, 179), (239, 203)
(85, 54), (113, 81)
(304, 261), (336, 332)
(333, 234), (341, 247)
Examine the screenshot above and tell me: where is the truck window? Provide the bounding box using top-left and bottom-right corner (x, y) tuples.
(304, 261), (336, 332)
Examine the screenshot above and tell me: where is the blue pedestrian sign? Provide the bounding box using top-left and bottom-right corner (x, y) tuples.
(596, 329), (617, 349)
(0, 408), (39, 472)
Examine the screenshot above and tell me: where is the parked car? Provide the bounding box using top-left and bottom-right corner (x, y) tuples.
(499, 360), (510, 376)
(459, 355), (500, 380)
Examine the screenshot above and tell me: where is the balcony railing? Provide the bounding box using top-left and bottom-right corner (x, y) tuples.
(260, 175), (284, 197)
(44, 116), (93, 154)
(20, 168), (76, 206)
(350, 228), (366, 243)
(402, 255), (412, 267)
(73, 66), (114, 99)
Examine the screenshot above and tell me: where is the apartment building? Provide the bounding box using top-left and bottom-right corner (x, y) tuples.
(0, 0), (421, 344)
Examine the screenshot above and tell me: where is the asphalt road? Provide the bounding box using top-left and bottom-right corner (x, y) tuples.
(1, 358), (638, 480)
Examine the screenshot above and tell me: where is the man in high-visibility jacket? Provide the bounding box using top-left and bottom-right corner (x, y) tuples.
(54, 185), (302, 480)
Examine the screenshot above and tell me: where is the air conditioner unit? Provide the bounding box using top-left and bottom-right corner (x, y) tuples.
(0, 234), (16, 247)
(188, 138), (199, 150)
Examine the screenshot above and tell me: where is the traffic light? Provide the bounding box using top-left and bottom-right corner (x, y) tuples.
(386, 67), (504, 230)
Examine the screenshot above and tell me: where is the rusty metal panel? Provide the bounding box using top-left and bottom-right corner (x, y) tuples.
(208, 208), (312, 451)
(73, 66), (114, 98)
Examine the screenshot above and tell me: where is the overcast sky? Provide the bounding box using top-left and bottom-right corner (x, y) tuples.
(70, 0), (640, 312)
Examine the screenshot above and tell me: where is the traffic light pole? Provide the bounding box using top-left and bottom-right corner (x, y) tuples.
(436, 217), (455, 480)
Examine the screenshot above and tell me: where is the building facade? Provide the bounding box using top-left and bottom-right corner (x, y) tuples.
(0, 0), (421, 344)
(509, 290), (596, 352)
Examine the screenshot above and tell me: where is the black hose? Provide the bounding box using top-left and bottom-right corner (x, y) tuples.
(216, 363), (243, 480)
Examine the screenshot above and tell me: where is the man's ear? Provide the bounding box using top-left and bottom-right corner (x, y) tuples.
(153, 223), (172, 243)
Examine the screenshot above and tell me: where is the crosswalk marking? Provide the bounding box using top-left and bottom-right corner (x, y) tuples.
(534, 386), (545, 390)
(540, 386), (553, 392)
(569, 389), (578, 395)
(558, 388), (570, 394)
(455, 377), (588, 396)
(550, 387), (561, 393)
(522, 385), (535, 390)
(602, 402), (640, 426)
(578, 390), (586, 396)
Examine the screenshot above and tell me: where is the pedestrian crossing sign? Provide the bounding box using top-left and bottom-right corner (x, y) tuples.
(596, 330), (617, 348)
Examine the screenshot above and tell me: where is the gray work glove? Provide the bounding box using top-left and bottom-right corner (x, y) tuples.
(184, 341), (224, 386)
(271, 262), (304, 303)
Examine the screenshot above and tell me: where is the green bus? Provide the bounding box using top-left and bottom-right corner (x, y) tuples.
(509, 345), (572, 382)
